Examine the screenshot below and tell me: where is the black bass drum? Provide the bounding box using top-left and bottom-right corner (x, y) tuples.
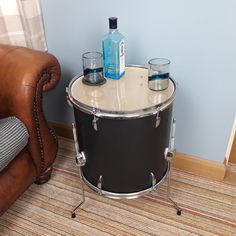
(67, 66), (176, 199)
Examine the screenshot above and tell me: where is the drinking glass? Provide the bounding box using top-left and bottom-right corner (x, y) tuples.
(148, 58), (170, 91)
(82, 52), (106, 85)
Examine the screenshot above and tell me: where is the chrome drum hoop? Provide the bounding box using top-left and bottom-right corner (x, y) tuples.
(67, 65), (176, 119)
(80, 160), (170, 200)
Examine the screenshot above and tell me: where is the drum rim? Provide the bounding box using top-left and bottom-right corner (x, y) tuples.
(67, 65), (176, 118)
(80, 160), (169, 199)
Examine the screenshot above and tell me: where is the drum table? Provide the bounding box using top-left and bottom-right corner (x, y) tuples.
(67, 66), (181, 218)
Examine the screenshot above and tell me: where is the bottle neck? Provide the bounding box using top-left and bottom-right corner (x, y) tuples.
(109, 28), (118, 34)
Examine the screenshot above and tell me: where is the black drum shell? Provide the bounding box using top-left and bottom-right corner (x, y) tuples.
(74, 105), (173, 194)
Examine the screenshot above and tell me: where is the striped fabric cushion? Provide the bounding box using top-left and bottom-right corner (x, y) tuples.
(0, 117), (29, 171)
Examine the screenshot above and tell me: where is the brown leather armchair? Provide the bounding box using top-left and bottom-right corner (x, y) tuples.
(0, 44), (61, 216)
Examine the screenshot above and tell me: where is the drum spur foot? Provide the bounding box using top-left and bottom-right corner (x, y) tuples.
(71, 171), (86, 218)
(71, 180), (86, 218)
(166, 176), (182, 216)
(71, 199), (85, 218)
(165, 157), (182, 216)
(167, 196), (182, 216)
(166, 179), (182, 216)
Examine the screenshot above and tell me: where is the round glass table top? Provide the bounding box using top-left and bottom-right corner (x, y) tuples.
(70, 66), (175, 113)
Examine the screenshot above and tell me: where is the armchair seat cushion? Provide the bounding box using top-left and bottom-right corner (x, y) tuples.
(0, 117), (29, 171)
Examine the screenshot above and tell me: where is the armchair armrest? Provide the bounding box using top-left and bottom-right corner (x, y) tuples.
(0, 44), (61, 177)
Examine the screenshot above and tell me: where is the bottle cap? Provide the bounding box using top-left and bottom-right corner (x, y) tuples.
(109, 17), (117, 29)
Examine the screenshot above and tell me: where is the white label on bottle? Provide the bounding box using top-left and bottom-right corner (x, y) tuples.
(119, 40), (125, 74)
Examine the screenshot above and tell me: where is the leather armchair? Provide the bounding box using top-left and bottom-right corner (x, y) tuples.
(0, 44), (61, 216)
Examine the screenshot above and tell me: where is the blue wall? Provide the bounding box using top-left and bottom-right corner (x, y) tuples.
(41, 0), (236, 163)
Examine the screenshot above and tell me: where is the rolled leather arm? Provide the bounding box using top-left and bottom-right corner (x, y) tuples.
(0, 44), (61, 176)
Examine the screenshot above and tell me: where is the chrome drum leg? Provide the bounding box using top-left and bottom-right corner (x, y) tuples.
(166, 159), (182, 215)
(164, 118), (182, 215)
(71, 123), (86, 218)
(71, 169), (85, 218)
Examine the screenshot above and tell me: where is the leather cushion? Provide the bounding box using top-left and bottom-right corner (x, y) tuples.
(0, 117), (29, 171)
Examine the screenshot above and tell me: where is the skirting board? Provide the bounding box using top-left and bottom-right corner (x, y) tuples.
(49, 121), (226, 181)
(173, 153), (226, 180)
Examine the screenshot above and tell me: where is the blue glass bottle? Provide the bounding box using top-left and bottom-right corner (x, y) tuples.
(103, 17), (125, 79)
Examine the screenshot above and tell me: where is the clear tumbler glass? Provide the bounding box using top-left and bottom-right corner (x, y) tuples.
(148, 58), (170, 91)
(82, 52), (106, 85)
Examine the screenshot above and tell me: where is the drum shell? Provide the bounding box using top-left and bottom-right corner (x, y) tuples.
(74, 105), (173, 194)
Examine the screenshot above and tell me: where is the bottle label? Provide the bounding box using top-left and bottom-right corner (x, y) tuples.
(119, 40), (125, 75)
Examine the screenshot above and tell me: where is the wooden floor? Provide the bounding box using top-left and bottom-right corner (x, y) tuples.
(0, 137), (236, 235)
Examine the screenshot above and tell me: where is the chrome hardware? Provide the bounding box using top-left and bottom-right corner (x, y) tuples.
(75, 151), (86, 167)
(67, 97), (73, 107)
(72, 123), (80, 156)
(170, 118), (176, 153)
(164, 147), (173, 161)
(150, 172), (157, 190)
(72, 123), (86, 167)
(166, 158), (182, 216)
(155, 107), (161, 128)
(92, 116), (98, 131)
(71, 168), (86, 218)
(66, 87), (73, 107)
(166, 160), (182, 215)
(164, 118), (177, 161)
(97, 176), (103, 195)
(164, 117), (182, 215)
(92, 108), (99, 131)
(71, 122), (86, 218)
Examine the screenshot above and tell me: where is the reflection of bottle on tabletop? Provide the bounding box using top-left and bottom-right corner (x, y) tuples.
(103, 17), (125, 80)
